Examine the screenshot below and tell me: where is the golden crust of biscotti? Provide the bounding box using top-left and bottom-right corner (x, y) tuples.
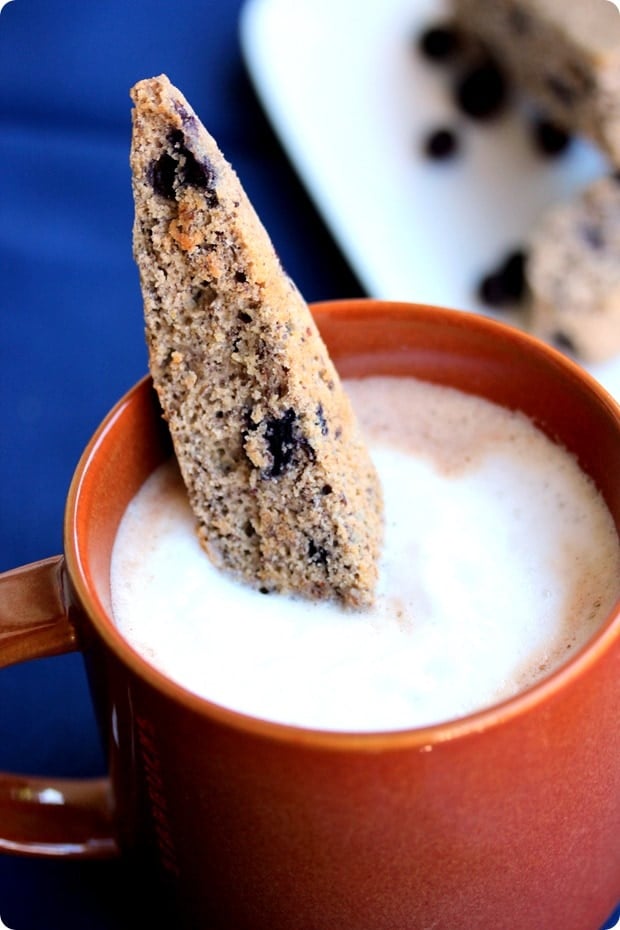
(129, 74), (383, 608)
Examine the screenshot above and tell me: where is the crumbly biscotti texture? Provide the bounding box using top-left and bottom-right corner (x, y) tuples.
(451, 0), (620, 164)
(130, 75), (383, 608)
(526, 175), (620, 362)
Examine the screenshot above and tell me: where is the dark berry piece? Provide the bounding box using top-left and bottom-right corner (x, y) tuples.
(172, 101), (191, 122)
(148, 130), (219, 205)
(532, 118), (572, 157)
(264, 408), (298, 477)
(308, 540), (329, 567)
(418, 24), (461, 62)
(546, 63), (593, 107)
(546, 75), (574, 107)
(478, 272), (507, 306)
(580, 223), (604, 250)
(477, 248), (528, 307)
(315, 404), (329, 436)
(500, 250), (527, 300)
(167, 129), (184, 147)
(546, 74), (581, 108)
(149, 152), (177, 200)
(423, 127), (460, 160)
(257, 408), (315, 478)
(552, 331), (576, 354)
(455, 59), (508, 120)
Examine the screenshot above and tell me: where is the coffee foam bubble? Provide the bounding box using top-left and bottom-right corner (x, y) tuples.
(111, 377), (620, 731)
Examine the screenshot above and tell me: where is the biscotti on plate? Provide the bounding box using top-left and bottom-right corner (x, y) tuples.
(450, 0), (620, 164)
(129, 75), (383, 608)
(526, 174), (620, 362)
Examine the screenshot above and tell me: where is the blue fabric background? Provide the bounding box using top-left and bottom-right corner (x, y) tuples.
(0, 1), (361, 927)
(0, 2), (617, 928)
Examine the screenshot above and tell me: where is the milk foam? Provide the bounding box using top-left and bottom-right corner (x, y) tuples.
(110, 377), (620, 732)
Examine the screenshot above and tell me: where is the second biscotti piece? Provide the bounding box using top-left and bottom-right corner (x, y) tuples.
(526, 174), (620, 362)
(130, 74), (383, 608)
(451, 0), (620, 164)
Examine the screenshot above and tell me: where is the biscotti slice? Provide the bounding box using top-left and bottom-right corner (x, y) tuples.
(130, 75), (382, 608)
(526, 174), (620, 362)
(451, 0), (620, 164)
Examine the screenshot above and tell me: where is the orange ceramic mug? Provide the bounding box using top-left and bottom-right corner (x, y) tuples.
(1, 299), (619, 930)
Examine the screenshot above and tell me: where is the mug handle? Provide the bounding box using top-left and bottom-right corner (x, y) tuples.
(0, 556), (119, 858)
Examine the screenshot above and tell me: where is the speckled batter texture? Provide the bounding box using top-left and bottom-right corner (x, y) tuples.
(527, 174), (620, 362)
(451, 0), (620, 164)
(130, 75), (383, 608)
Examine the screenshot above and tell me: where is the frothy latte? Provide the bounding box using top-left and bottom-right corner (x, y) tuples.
(110, 377), (620, 731)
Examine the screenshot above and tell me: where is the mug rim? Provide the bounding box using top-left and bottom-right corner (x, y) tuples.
(64, 298), (620, 750)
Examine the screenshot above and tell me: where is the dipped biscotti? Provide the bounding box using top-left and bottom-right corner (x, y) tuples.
(129, 75), (383, 608)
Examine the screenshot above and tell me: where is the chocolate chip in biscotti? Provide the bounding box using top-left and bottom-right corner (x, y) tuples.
(130, 74), (383, 608)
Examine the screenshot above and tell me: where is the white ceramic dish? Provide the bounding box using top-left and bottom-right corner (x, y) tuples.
(239, 0), (620, 401)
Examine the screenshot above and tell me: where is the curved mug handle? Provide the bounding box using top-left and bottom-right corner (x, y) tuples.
(0, 556), (118, 858)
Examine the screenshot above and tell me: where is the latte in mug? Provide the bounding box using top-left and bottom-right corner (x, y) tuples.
(110, 376), (620, 732)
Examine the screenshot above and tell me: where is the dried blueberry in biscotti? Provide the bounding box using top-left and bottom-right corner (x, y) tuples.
(454, 56), (508, 120)
(149, 129), (218, 204)
(417, 23), (463, 62)
(130, 74), (383, 607)
(478, 249), (528, 307)
(422, 127), (461, 160)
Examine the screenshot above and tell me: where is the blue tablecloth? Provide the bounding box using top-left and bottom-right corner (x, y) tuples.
(0, 2), (617, 928)
(0, 2), (361, 927)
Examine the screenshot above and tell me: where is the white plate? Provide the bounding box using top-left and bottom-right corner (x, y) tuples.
(239, 0), (620, 401)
